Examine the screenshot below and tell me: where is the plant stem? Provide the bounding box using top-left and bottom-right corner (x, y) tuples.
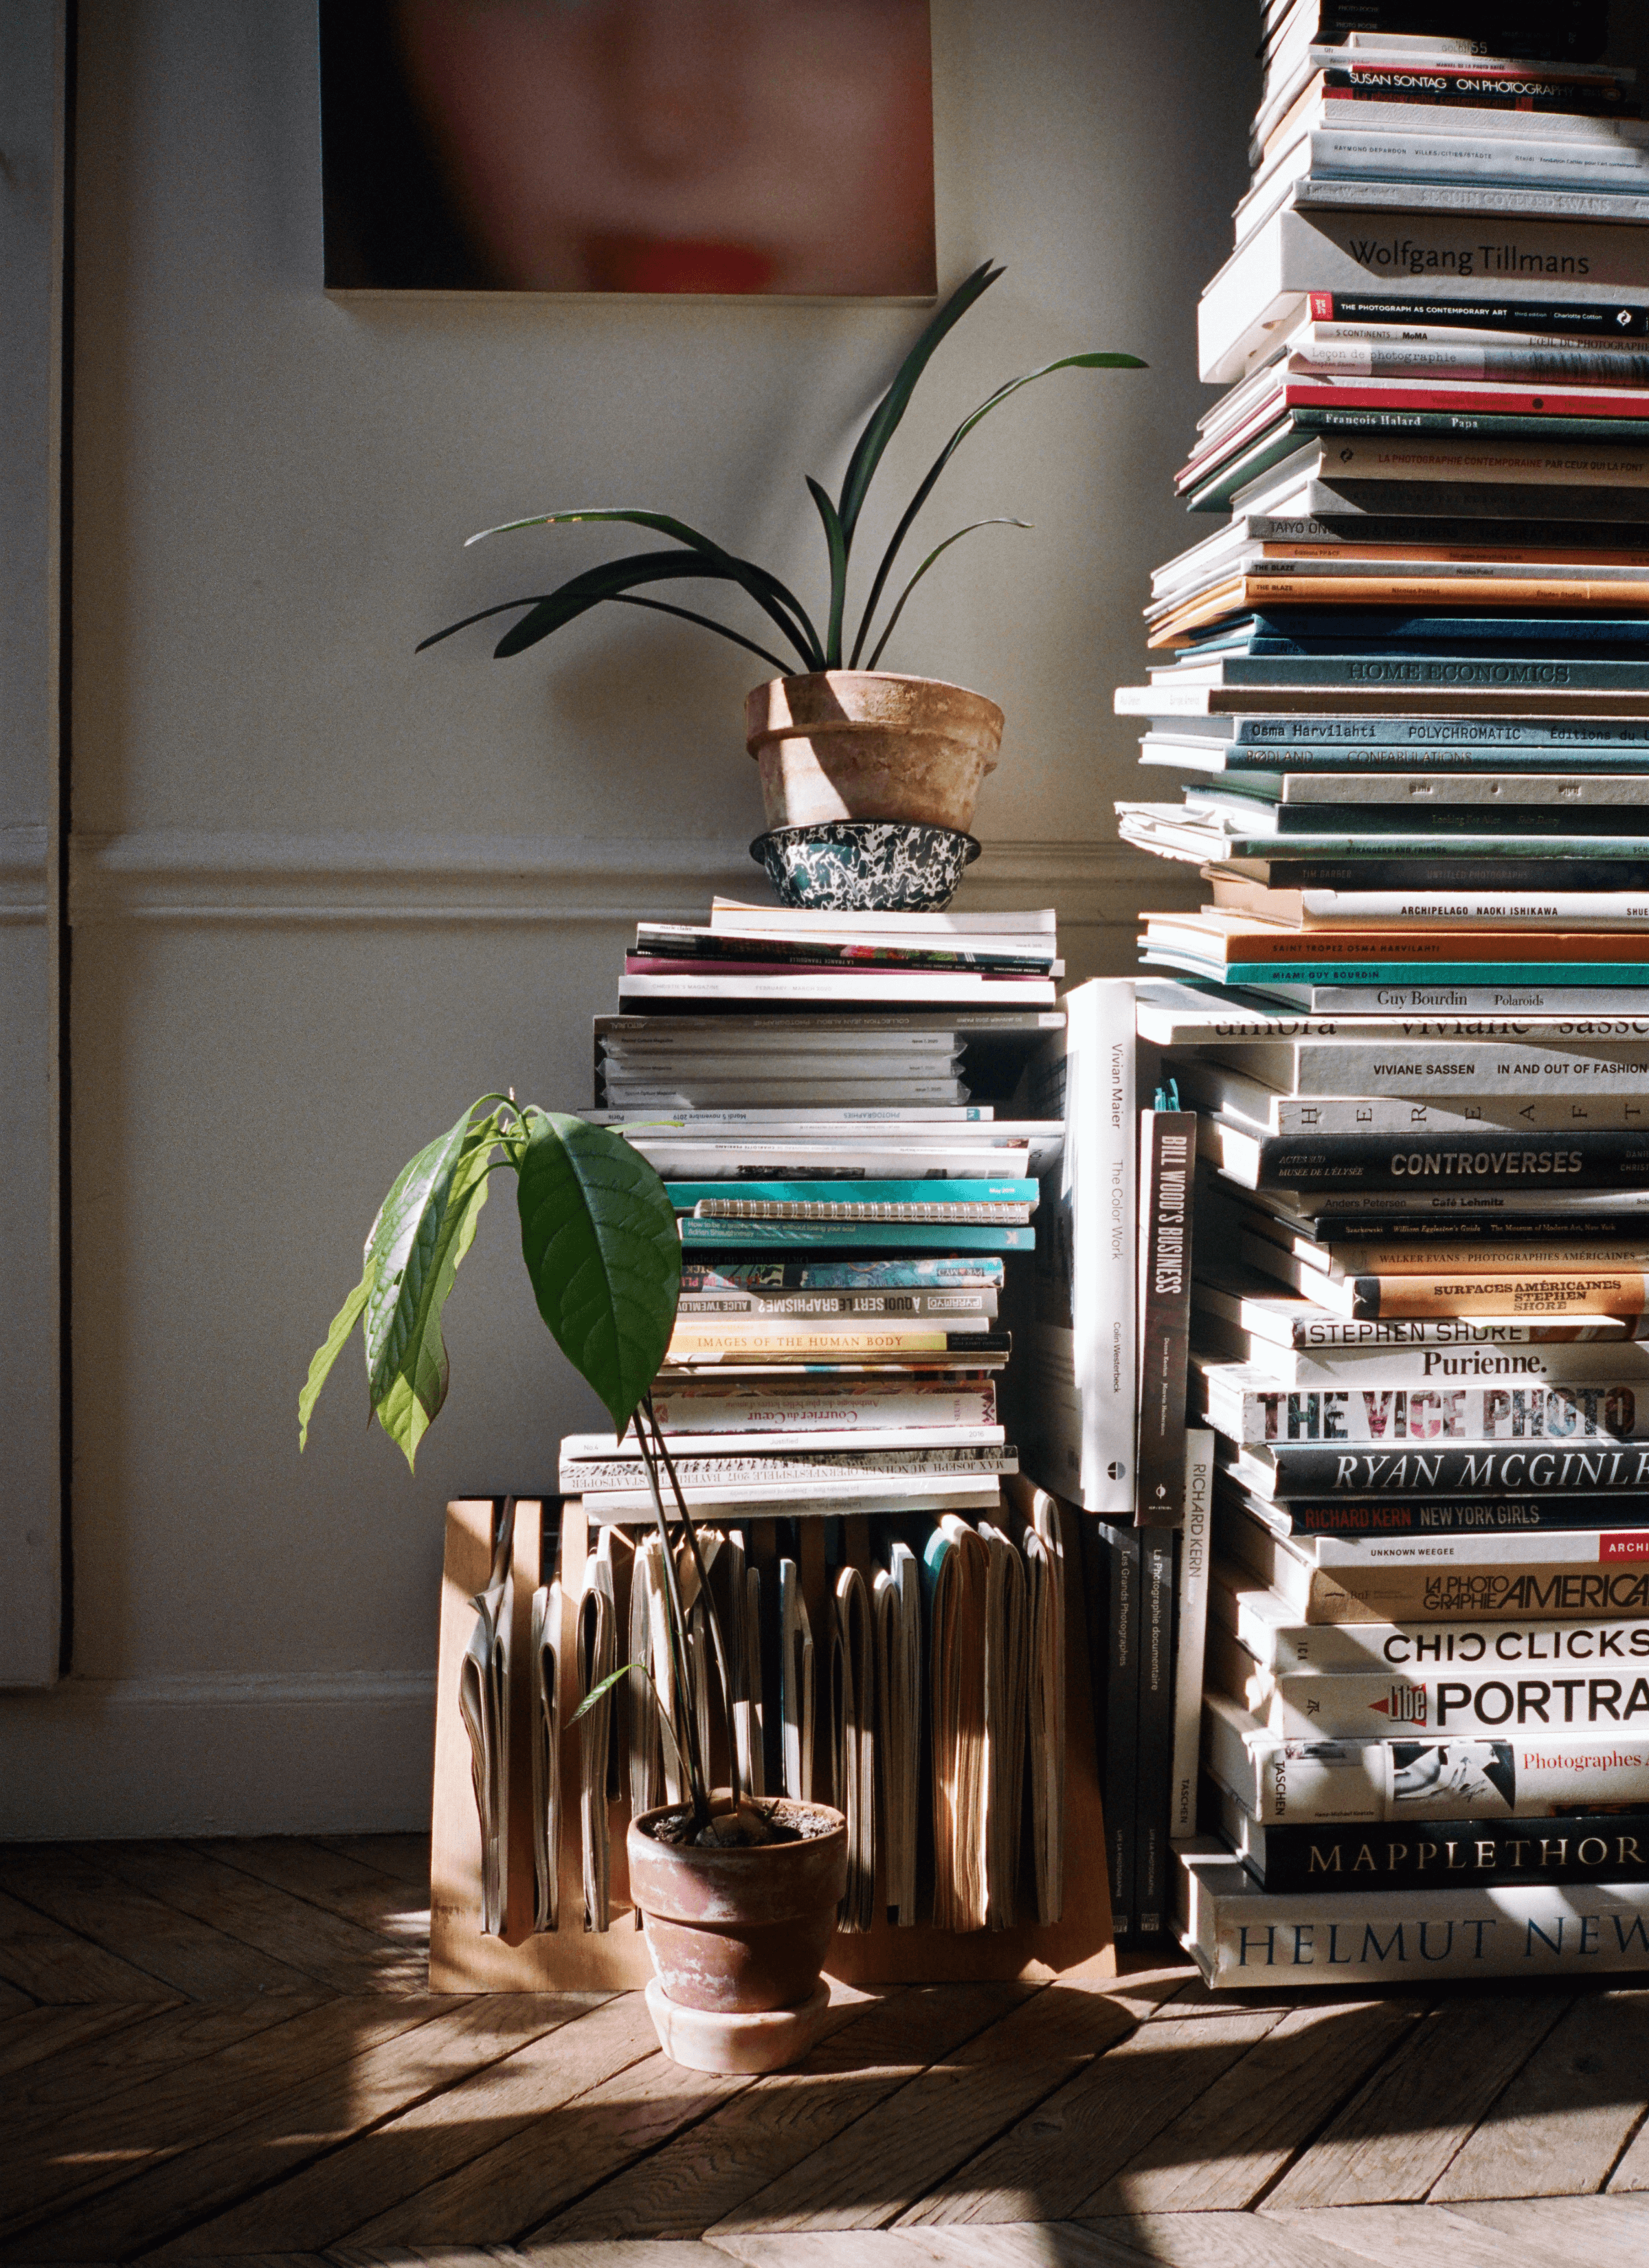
(632, 1408), (710, 1829)
(643, 1390), (747, 1820)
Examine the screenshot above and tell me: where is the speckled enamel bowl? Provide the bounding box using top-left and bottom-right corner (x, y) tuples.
(751, 821), (983, 911)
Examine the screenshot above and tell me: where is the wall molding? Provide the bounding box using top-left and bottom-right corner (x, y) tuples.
(0, 1669), (436, 1838)
(0, 825), (47, 925)
(68, 829), (1198, 930)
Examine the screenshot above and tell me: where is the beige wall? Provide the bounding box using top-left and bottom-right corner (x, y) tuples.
(1, 0), (1252, 1832)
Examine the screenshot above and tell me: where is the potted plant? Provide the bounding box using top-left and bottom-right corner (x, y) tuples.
(419, 260), (1143, 909)
(298, 1098), (847, 2069)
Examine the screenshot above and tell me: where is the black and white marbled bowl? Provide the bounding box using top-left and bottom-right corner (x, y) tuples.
(750, 821), (982, 911)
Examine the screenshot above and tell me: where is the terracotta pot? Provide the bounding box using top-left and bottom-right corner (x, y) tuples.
(745, 671), (1003, 834)
(627, 1797), (848, 2015)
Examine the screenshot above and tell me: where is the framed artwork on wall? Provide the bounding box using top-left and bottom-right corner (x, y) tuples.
(319, 0), (937, 297)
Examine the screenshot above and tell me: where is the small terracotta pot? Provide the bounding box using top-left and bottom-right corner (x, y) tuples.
(627, 1797), (848, 2015)
(745, 671), (1003, 834)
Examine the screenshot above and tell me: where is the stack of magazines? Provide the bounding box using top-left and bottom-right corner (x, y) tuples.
(552, 898), (1071, 1935)
(1117, 0), (1649, 1987)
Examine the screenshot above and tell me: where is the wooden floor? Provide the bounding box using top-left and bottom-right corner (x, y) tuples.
(3, 1841), (1649, 2266)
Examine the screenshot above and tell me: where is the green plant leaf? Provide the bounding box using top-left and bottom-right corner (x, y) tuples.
(361, 1100), (504, 1469)
(297, 1262), (373, 1452)
(370, 1137), (497, 1469)
(834, 261), (1003, 550)
(864, 519), (1030, 671)
(516, 1112), (682, 1434)
(805, 478), (849, 671)
(571, 1660), (642, 1724)
(462, 506), (824, 668)
(849, 350), (1145, 665)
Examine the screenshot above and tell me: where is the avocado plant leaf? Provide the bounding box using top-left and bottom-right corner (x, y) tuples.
(297, 1260), (373, 1452)
(357, 1099), (508, 1469)
(516, 1113), (682, 1433)
(369, 1134), (497, 1470)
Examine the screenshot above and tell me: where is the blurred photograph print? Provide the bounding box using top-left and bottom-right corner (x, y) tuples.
(319, 0), (937, 296)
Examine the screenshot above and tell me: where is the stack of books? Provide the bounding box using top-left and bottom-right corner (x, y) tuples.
(1115, 1), (1649, 1986)
(554, 899), (1073, 1935)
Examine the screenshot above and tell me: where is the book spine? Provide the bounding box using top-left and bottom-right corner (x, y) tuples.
(633, 931), (1053, 973)
(1212, 1583), (1649, 1676)
(1230, 717), (1649, 742)
(669, 1328), (969, 1355)
(1314, 291), (1649, 336)
(1071, 979), (1139, 1513)
(1246, 1258), (1649, 1322)
(1286, 375), (1649, 418)
(1248, 1659), (1649, 1739)
(689, 1202), (1031, 1224)
(1197, 658), (1649, 688)
(1182, 1852), (1649, 1987)
(1136, 1528), (1177, 1943)
(669, 1179), (1035, 1205)
(1223, 1381), (1649, 1446)
(677, 1291), (998, 1320)
(677, 1223), (1035, 1250)
(681, 1260), (1007, 1289)
(1297, 133), (1649, 190)
(649, 1386), (998, 1429)
(1286, 179), (1649, 221)
(1256, 1097), (1649, 1133)
(565, 1449), (1013, 1491)
(1228, 1127), (1649, 1192)
(1250, 1449), (1649, 1504)
(1248, 1812), (1649, 1895)
(1087, 1518), (1140, 1945)
(1170, 1432), (1215, 1844)
(1246, 1041), (1649, 1089)
(1294, 988), (1649, 1014)
(1205, 1697), (1649, 1822)
(1136, 1113), (1198, 1524)
(1291, 408), (1649, 446)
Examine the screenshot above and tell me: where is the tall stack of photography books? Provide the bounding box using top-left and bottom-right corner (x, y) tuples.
(1116, 0), (1649, 1985)
(548, 896), (1073, 1939)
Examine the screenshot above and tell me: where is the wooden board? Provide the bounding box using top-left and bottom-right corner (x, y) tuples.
(1265, 1994), (1570, 2212)
(1431, 1987), (1649, 2201)
(429, 1494), (1114, 1992)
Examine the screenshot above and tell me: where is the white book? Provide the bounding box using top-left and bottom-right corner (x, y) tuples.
(1186, 1037), (1649, 1098)
(1175, 1060), (1649, 1137)
(1189, 1326), (1649, 1391)
(1214, 1625), (1649, 1742)
(1020, 980), (1138, 1513)
(1263, 774), (1649, 809)
(602, 1082), (972, 1108)
(1196, 1357), (1649, 1448)
(584, 1107), (993, 1126)
(1210, 1559), (1649, 1676)
(1194, 1274), (1637, 1353)
(1178, 1840), (1649, 1988)
(1118, 680), (1649, 718)
(618, 972), (1057, 1005)
(1235, 173), (1649, 257)
(1205, 1687), (1649, 1823)
(709, 898), (1056, 937)
(563, 1425), (1004, 1462)
(1289, 330), (1649, 378)
(1294, 100), (1649, 151)
(1170, 1430), (1215, 1845)
(1260, 986), (1649, 1016)
(1198, 205), (1649, 384)
(581, 1474), (1004, 1524)
(1136, 978), (1649, 1046)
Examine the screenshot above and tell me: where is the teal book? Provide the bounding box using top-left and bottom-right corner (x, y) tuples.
(1160, 657), (1649, 690)
(664, 1179), (1037, 1208)
(1218, 961), (1649, 988)
(678, 1222), (1035, 1252)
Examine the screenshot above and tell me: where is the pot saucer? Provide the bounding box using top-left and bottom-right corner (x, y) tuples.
(642, 1974), (832, 2074)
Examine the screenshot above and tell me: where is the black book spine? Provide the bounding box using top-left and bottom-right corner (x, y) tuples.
(1083, 1517), (1140, 1945)
(1135, 1528), (1176, 1946)
(1253, 1812), (1649, 1895)
(1242, 1130), (1649, 1194)
(1316, 292), (1646, 337)
(1252, 1469), (1649, 1524)
(1136, 1112), (1197, 1526)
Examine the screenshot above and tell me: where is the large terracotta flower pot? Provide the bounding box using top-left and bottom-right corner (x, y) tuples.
(627, 1797), (848, 2016)
(745, 671), (1004, 834)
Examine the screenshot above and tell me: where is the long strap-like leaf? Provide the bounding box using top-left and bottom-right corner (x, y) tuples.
(462, 507), (824, 670)
(849, 350), (1145, 666)
(863, 519), (1029, 671)
(833, 262), (1003, 550)
(805, 480), (850, 671)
